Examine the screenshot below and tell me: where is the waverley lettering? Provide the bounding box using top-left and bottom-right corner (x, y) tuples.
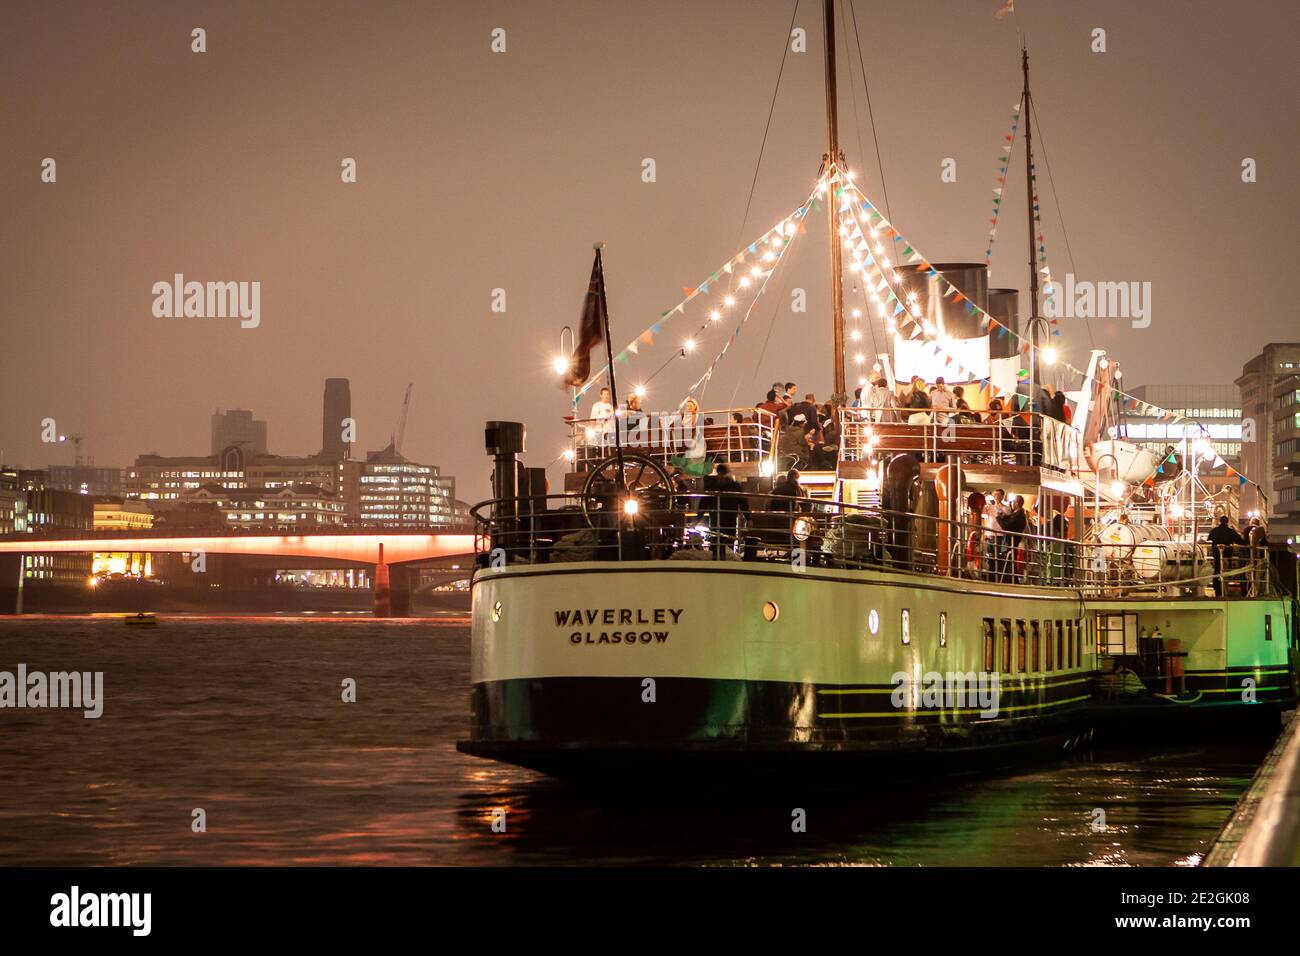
(50, 885), (151, 936)
(556, 607), (682, 645)
(151, 273), (261, 328)
(0, 664), (103, 718)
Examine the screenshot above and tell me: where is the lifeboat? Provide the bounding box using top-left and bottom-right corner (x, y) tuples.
(1086, 439), (1160, 484)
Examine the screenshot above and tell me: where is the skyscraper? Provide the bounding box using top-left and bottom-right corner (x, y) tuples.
(322, 378), (352, 461)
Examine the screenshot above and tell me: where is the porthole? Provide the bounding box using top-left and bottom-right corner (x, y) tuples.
(901, 608), (911, 646)
(762, 601), (780, 622)
(868, 608), (880, 636)
(491, 601), (502, 622)
(939, 611), (948, 648)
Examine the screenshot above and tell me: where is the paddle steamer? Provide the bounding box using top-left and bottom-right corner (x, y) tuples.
(458, 1), (1297, 779)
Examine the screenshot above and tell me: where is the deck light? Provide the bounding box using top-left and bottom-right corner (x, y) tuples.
(553, 356), (569, 375)
(623, 498), (639, 516)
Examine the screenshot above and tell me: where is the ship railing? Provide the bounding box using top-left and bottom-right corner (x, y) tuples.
(567, 409), (779, 472)
(837, 408), (1081, 474)
(469, 492), (1277, 598)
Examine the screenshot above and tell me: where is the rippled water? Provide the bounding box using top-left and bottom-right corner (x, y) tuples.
(0, 616), (1271, 866)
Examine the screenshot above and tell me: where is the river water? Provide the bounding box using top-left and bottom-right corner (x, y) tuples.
(0, 615), (1272, 866)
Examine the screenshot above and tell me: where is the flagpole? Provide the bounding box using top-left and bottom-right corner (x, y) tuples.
(594, 243), (626, 490)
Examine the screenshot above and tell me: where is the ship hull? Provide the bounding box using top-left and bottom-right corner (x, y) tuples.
(458, 561), (1295, 781)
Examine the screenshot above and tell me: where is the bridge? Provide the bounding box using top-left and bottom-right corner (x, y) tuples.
(0, 530), (477, 617)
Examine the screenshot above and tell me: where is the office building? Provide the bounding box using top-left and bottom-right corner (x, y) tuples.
(1236, 342), (1300, 529)
(211, 408), (268, 457)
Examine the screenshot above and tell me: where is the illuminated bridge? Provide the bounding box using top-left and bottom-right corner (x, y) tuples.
(0, 530), (477, 617)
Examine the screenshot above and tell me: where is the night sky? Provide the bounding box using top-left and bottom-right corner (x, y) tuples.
(2, 0), (1295, 499)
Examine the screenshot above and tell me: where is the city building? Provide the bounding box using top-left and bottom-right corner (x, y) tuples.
(1120, 384), (1243, 506)
(1269, 371), (1300, 539)
(357, 442), (457, 529)
(121, 379), (459, 531)
(1236, 342), (1300, 530)
(93, 499), (154, 531)
(0, 486), (19, 534)
(22, 486), (94, 534)
(186, 483), (347, 530)
(46, 464), (123, 497)
(211, 408), (268, 456)
(321, 378), (352, 460)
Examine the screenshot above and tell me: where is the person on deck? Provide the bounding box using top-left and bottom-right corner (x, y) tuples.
(929, 377), (955, 424)
(906, 377), (932, 425)
(784, 393), (820, 431)
(1206, 515), (1245, 597)
(866, 376), (893, 423)
(996, 495), (1029, 583)
(703, 463), (749, 558)
(591, 387), (614, 422)
(770, 468), (809, 513)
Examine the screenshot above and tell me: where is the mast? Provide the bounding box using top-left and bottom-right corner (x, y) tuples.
(1022, 44), (1043, 410)
(824, 0), (846, 398)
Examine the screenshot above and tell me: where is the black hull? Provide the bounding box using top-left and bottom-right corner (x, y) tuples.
(458, 675), (1294, 784)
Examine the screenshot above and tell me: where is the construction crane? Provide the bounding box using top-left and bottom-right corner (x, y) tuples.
(59, 433), (87, 467)
(393, 384), (413, 456)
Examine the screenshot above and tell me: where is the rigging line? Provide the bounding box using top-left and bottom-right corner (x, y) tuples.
(734, 0), (802, 253)
(1029, 96), (1094, 349)
(841, 0), (868, 174)
(846, 0), (892, 223)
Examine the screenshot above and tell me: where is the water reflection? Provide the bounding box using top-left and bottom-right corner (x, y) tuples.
(0, 617), (1271, 866)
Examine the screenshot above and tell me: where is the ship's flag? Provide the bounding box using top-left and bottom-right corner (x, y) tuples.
(564, 248), (609, 388)
(995, 1), (1015, 20)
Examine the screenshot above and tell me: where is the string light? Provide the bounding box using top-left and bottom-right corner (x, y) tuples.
(1043, 346), (1058, 365)
(683, 338), (696, 352)
(633, 385), (646, 399)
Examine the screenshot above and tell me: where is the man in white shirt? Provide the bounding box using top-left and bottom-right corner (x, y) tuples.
(591, 387), (614, 421)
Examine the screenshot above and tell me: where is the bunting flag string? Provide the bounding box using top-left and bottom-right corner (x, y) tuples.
(571, 178), (824, 407)
(984, 100), (1021, 273)
(682, 180), (825, 402)
(837, 176), (1259, 488)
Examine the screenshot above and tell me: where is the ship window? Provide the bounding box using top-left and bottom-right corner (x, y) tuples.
(762, 601), (779, 622)
(901, 609), (911, 646)
(491, 601), (502, 623)
(1054, 621), (1063, 670)
(1265, 615), (1272, 641)
(1000, 620), (1012, 674)
(982, 619), (995, 672)
(1032, 621), (1042, 672)
(1068, 621), (1075, 667)
(1074, 624), (1082, 667)
(1016, 621), (1027, 673)
(939, 612), (948, 648)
